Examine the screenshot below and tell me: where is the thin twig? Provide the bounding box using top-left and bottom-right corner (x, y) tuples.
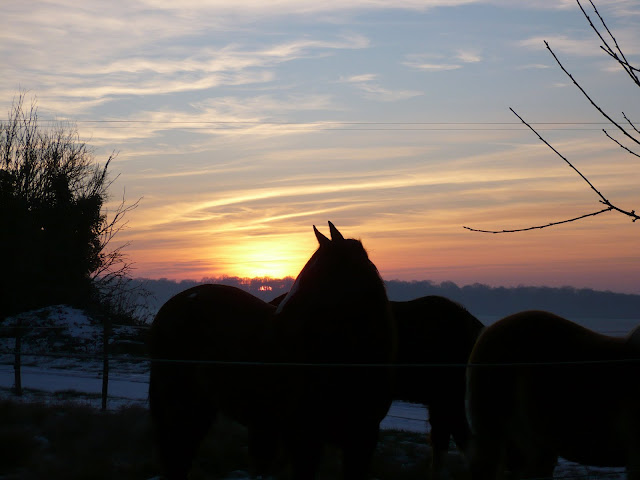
(603, 129), (640, 158)
(581, 0), (640, 85)
(463, 207), (614, 234)
(463, 109), (640, 233)
(510, 108), (608, 203)
(464, 2), (640, 234)
(512, 108), (639, 223)
(545, 40), (640, 148)
(623, 112), (640, 136)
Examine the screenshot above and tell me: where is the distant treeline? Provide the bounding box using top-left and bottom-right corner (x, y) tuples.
(385, 280), (640, 320)
(133, 277), (640, 321)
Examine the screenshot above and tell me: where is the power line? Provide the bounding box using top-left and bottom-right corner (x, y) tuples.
(35, 119), (625, 131)
(3, 349), (640, 368)
(40, 120), (623, 125)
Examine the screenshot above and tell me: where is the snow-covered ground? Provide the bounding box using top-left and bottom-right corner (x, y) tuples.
(0, 305), (634, 479)
(0, 305), (429, 431)
(0, 363), (428, 432)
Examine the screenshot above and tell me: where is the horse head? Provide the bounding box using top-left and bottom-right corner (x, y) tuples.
(275, 221), (385, 315)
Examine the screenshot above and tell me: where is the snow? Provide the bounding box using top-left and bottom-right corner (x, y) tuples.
(0, 305), (631, 479)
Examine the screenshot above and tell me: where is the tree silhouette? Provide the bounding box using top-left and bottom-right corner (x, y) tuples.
(0, 93), (138, 320)
(464, 0), (639, 234)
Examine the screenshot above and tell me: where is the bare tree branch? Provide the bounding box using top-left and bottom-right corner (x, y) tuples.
(544, 40), (640, 149)
(579, 0), (640, 86)
(623, 112), (640, 136)
(510, 108), (609, 203)
(463, 207), (614, 234)
(464, 1), (639, 233)
(603, 129), (640, 158)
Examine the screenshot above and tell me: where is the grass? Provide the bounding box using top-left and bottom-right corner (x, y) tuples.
(0, 398), (470, 480)
(0, 399), (156, 479)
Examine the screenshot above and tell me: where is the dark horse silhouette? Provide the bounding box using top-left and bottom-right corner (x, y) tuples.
(269, 294), (484, 474)
(466, 310), (640, 480)
(393, 296), (483, 473)
(149, 222), (395, 479)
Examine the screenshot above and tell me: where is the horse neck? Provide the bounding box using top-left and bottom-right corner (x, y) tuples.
(274, 251), (319, 314)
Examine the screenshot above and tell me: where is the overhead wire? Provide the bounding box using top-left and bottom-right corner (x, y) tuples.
(34, 119), (625, 131)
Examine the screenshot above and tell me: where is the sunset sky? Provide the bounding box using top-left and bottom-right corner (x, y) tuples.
(2, 1), (639, 294)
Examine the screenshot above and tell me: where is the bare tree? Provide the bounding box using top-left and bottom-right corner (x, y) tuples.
(464, 0), (639, 234)
(0, 93), (141, 320)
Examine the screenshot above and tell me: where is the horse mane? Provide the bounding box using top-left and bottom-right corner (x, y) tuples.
(276, 222), (385, 315)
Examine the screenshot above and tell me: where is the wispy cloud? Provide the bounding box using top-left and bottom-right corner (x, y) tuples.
(402, 49), (482, 72)
(340, 73), (379, 84)
(1, 2), (370, 115)
(455, 49), (482, 63)
(71, 92), (344, 148)
(339, 73), (422, 101)
(518, 34), (601, 57)
(516, 63), (552, 70)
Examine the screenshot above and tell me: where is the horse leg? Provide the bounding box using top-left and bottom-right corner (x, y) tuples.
(150, 365), (217, 479)
(428, 402), (455, 477)
(449, 399), (473, 468)
(515, 449), (556, 480)
(289, 437), (322, 480)
(248, 422), (280, 477)
(341, 423), (380, 480)
(467, 434), (506, 480)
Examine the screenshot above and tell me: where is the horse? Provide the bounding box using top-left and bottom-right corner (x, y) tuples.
(268, 294), (484, 475)
(148, 222), (395, 479)
(465, 310), (640, 480)
(393, 296), (483, 474)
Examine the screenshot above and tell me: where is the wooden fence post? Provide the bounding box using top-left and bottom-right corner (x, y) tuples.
(101, 316), (110, 411)
(13, 317), (22, 396)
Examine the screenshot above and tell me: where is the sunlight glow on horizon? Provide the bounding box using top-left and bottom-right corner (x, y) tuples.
(4, 1), (640, 294)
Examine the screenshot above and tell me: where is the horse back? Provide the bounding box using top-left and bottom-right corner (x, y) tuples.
(394, 296), (483, 403)
(467, 310), (640, 468)
(150, 284), (276, 361)
(149, 284), (278, 424)
(394, 296), (483, 361)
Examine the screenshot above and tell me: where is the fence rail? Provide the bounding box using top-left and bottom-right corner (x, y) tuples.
(0, 335), (634, 480)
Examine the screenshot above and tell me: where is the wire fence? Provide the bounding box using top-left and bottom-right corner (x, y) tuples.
(1, 321), (637, 413)
(0, 324), (636, 480)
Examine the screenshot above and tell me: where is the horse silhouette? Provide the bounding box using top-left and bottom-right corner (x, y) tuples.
(466, 310), (640, 480)
(149, 222), (395, 479)
(269, 294), (483, 474)
(394, 296), (483, 474)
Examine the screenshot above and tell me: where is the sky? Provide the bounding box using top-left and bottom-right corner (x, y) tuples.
(2, 0), (640, 294)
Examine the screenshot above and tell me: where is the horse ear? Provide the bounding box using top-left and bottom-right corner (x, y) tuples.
(328, 221), (344, 242)
(314, 225), (330, 247)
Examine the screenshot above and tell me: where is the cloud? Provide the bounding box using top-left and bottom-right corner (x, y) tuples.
(518, 35), (601, 57)
(66, 92), (344, 149)
(455, 49), (482, 63)
(516, 64), (552, 70)
(340, 73), (379, 83)
(353, 84), (424, 102)
(1, 0), (371, 116)
(339, 73), (422, 101)
(402, 49), (482, 72)
(403, 62), (463, 72)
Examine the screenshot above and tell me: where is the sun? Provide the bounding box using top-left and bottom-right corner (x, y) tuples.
(223, 235), (311, 279)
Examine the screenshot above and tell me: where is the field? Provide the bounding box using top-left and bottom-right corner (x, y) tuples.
(0, 306), (634, 479)
(0, 305), (460, 479)
(0, 396), (474, 480)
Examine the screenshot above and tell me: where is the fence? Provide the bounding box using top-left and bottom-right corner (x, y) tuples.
(1, 320), (149, 411)
(1, 324), (639, 479)
(1, 320), (634, 413)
